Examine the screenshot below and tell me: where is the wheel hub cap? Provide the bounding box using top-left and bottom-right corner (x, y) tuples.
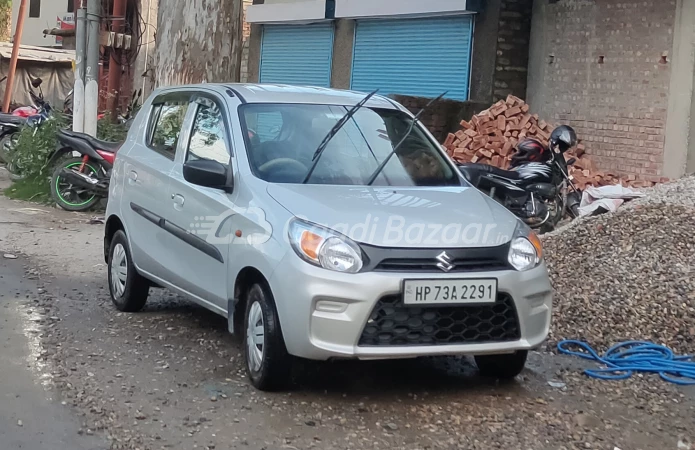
(110, 243), (127, 297)
(246, 301), (265, 372)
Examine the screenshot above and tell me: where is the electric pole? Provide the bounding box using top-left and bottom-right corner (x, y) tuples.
(2, 0), (28, 113)
(84, 0), (101, 137)
(73, 1), (87, 132)
(106, 0), (126, 118)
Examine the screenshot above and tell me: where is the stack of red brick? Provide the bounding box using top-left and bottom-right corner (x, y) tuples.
(443, 95), (661, 190)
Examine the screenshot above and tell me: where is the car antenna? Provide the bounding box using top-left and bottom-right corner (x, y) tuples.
(302, 89), (379, 184)
(366, 91), (448, 186)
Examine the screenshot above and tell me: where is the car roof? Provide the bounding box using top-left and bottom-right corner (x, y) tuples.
(153, 83), (401, 109)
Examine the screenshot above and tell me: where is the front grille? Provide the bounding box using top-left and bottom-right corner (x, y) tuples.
(358, 294), (521, 347)
(375, 259), (507, 273)
(359, 243), (512, 273)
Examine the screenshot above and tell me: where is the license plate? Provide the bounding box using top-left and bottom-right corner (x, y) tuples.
(403, 279), (497, 305)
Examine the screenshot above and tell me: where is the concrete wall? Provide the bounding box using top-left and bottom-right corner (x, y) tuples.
(240, 0), (254, 82)
(330, 19), (353, 89)
(664, 0), (695, 177)
(153, 0), (244, 86)
(12, 0), (68, 47)
(527, 0), (678, 180)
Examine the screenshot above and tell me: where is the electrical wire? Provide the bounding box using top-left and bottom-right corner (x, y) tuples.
(557, 340), (695, 385)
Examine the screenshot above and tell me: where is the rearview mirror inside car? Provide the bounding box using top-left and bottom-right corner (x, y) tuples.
(183, 159), (232, 192)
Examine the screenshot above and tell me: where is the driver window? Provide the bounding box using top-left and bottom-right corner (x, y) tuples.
(186, 100), (230, 167)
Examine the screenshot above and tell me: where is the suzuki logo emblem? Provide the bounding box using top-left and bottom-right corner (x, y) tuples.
(436, 251), (455, 272)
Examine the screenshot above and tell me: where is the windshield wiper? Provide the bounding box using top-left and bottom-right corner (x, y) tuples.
(366, 91), (448, 186)
(302, 89), (379, 184)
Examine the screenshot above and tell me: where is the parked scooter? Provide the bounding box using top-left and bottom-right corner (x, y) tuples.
(49, 129), (119, 211)
(458, 125), (582, 233)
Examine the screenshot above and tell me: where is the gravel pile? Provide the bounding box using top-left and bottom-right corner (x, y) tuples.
(544, 176), (695, 353)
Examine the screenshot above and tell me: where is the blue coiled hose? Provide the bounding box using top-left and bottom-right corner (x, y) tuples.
(557, 340), (695, 385)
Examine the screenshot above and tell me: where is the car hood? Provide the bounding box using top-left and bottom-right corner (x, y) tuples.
(267, 184), (519, 248)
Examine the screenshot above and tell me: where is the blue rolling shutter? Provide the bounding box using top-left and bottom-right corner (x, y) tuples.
(260, 23), (334, 87)
(351, 16), (473, 101)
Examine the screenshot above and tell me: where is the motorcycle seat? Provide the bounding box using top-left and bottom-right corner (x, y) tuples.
(458, 163), (522, 180)
(60, 129), (121, 152)
(0, 113), (27, 126)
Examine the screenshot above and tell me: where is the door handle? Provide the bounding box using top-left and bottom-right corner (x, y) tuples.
(172, 193), (185, 208)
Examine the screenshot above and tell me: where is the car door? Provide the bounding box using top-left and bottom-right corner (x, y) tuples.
(163, 93), (238, 313)
(120, 91), (194, 280)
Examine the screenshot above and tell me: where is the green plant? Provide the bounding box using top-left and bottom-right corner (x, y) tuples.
(4, 113), (129, 202)
(97, 113), (129, 142)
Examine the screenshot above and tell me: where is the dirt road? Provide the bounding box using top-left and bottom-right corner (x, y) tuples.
(0, 168), (693, 450)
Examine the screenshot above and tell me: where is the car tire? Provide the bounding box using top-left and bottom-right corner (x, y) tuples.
(475, 350), (528, 379)
(107, 230), (149, 312)
(244, 283), (293, 391)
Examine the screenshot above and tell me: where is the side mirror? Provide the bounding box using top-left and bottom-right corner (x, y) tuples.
(183, 159), (232, 192)
(31, 77), (43, 88)
(567, 157), (577, 166)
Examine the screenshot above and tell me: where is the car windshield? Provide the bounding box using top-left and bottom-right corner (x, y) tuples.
(240, 104), (461, 187)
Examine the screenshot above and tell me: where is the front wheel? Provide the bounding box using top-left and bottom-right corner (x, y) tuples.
(244, 283), (293, 391)
(475, 350), (528, 379)
(51, 157), (102, 211)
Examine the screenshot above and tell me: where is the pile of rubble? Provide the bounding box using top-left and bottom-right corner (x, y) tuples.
(544, 176), (695, 353)
(443, 95), (660, 189)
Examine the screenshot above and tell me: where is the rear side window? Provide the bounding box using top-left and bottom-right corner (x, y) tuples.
(147, 101), (189, 159)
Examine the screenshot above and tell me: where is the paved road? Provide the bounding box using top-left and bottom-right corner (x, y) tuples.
(0, 255), (105, 450)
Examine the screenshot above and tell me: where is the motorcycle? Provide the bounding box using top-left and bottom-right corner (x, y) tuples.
(458, 126), (581, 233)
(48, 129), (119, 211)
(4, 78), (54, 180)
(0, 78), (44, 163)
(48, 90), (141, 211)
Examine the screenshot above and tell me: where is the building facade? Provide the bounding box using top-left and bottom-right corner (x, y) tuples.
(245, 0), (533, 106)
(527, 0), (695, 180)
(12, 0), (74, 47)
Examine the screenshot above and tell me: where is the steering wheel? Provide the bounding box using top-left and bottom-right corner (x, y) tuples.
(258, 158), (307, 176)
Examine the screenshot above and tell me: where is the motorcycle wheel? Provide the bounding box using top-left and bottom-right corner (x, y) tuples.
(51, 157), (102, 211)
(0, 131), (19, 165)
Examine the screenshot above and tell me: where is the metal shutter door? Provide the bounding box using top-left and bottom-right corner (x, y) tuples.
(351, 16), (473, 101)
(260, 24), (334, 87)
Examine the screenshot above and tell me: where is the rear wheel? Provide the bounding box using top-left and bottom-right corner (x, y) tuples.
(107, 230), (149, 312)
(51, 157), (101, 211)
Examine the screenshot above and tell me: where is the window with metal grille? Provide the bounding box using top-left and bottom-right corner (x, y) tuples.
(29, 0), (41, 18)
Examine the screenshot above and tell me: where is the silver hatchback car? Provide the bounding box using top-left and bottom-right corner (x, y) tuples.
(104, 84), (552, 390)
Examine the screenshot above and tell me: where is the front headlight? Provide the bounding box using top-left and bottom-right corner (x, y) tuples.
(508, 226), (543, 271)
(288, 219), (364, 273)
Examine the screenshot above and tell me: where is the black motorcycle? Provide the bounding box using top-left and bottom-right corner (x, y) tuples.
(458, 125), (581, 233)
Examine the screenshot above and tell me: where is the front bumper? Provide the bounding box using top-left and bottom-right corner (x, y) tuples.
(269, 254), (552, 361)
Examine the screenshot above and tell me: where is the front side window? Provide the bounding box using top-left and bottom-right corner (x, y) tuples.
(241, 104), (460, 187)
(147, 101), (189, 159)
(186, 100), (230, 166)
